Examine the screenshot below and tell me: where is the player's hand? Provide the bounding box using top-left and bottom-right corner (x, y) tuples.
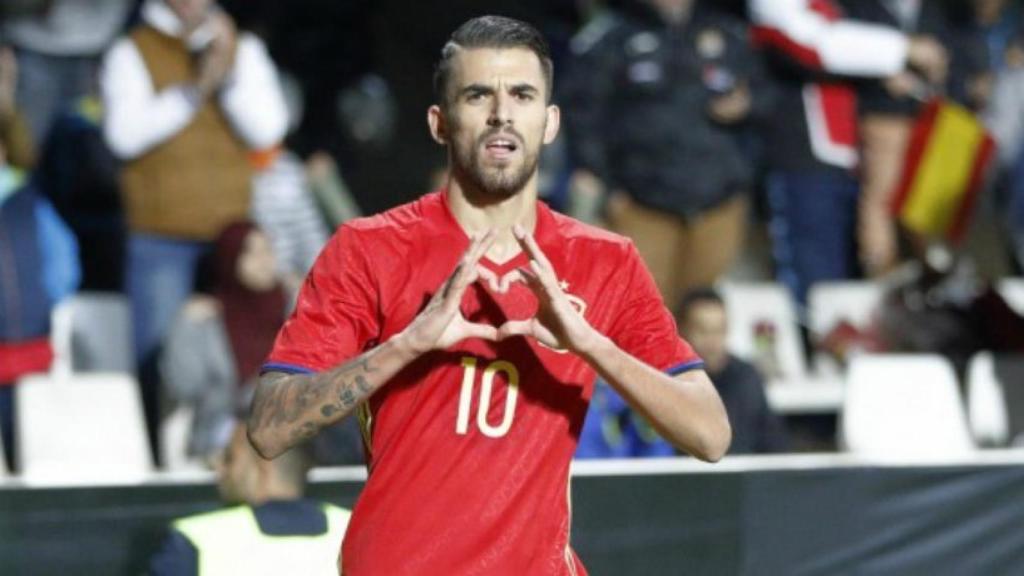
(398, 230), (500, 355)
(496, 225), (598, 354)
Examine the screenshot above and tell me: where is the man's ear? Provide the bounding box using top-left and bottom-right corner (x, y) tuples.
(543, 104), (560, 145)
(427, 105), (447, 145)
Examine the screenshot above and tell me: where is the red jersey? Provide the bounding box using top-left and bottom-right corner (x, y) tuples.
(264, 191), (701, 575)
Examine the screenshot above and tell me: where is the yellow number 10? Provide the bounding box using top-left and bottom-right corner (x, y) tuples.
(456, 358), (520, 438)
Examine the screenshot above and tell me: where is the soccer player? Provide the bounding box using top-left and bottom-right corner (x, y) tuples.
(248, 15), (731, 575)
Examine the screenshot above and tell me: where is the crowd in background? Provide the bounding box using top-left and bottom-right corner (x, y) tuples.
(3, 0), (1024, 472)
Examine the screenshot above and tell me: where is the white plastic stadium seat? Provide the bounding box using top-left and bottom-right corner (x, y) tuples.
(998, 277), (1024, 315)
(841, 354), (974, 459)
(966, 352), (1009, 446)
(807, 281), (885, 377)
(720, 282), (807, 385)
(161, 406), (204, 471)
(50, 292), (134, 375)
(0, 412), (7, 478)
(16, 372), (152, 484)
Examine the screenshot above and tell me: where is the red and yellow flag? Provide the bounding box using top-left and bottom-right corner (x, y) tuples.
(890, 99), (996, 244)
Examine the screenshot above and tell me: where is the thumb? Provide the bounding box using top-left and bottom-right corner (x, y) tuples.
(462, 320), (500, 342)
(496, 319), (535, 340)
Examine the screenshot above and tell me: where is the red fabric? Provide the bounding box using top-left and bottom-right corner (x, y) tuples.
(950, 134), (996, 243)
(750, 26), (824, 69)
(749, 0), (842, 69)
(818, 82), (857, 149)
(0, 338), (53, 383)
(214, 221), (287, 384)
(267, 191), (698, 575)
(890, 100), (942, 216)
(808, 0), (842, 20)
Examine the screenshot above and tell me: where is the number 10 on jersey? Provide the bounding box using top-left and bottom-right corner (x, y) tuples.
(457, 357), (520, 438)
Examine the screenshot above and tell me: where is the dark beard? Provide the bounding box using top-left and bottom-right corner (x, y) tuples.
(451, 130), (540, 199)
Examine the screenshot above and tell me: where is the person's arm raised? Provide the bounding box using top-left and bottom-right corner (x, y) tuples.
(248, 231), (499, 459)
(497, 225), (731, 461)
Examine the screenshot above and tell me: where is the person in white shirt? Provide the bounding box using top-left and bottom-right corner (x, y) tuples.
(100, 0), (288, 465)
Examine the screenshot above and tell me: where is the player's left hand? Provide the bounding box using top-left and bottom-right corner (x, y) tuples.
(496, 224), (598, 354)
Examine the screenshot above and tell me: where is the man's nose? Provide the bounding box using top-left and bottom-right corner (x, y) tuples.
(487, 92), (511, 126)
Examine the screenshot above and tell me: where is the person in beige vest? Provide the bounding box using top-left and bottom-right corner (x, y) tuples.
(100, 0), (287, 465)
(147, 421), (351, 575)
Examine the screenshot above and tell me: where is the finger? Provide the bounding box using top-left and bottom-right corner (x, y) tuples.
(461, 319), (499, 341)
(444, 231), (494, 302)
(468, 228), (497, 264)
(527, 259), (564, 299)
(441, 264), (480, 313)
(515, 265), (545, 296)
(512, 224), (553, 270)
(496, 319), (535, 340)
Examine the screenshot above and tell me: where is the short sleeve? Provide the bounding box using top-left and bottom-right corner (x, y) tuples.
(263, 225), (380, 374)
(606, 243), (703, 375)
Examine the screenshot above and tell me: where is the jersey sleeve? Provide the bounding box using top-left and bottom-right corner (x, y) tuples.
(263, 225), (380, 374)
(606, 242), (703, 375)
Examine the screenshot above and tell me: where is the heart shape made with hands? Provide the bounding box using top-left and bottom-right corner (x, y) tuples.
(469, 263), (577, 354)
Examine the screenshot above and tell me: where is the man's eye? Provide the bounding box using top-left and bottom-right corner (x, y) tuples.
(467, 92), (485, 102)
(514, 92), (534, 101)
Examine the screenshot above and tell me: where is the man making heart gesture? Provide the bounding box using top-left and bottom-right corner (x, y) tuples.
(249, 15), (730, 576)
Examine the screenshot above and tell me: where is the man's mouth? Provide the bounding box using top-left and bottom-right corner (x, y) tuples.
(484, 136), (519, 156)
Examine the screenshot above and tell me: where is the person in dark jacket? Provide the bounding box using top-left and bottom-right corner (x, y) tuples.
(678, 287), (789, 454)
(562, 0), (768, 309)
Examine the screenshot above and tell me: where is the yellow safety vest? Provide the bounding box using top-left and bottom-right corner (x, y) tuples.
(173, 503), (350, 576)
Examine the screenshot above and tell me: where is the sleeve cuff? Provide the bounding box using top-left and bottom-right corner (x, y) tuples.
(261, 362), (316, 375)
(666, 359), (705, 375)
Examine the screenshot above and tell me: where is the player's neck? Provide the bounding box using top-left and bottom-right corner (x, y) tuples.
(446, 173), (539, 236)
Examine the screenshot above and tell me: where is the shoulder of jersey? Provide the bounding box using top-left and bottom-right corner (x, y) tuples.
(549, 209), (632, 251)
(338, 192), (437, 236)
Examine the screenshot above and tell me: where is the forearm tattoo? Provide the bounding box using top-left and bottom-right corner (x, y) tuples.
(250, 345), (384, 449)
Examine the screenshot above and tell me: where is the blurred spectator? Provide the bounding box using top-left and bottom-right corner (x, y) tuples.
(575, 378), (677, 458)
(0, 136), (80, 471)
(148, 421), (351, 575)
(847, 1), (988, 277)
(249, 148), (331, 291)
(161, 222), (286, 462)
(964, 0), (1021, 73)
(100, 0), (288, 463)
(749, 0), (948, 304)
(678, 287), (789, 454)
(305, 151), (362, 230)
(34, 96), (126, 292)
(0, 47), (35, 170)
(562, 0), (766, 308)
(876, 252), (1024, 375)
(161, 222), (365, 465)
(1, 0), (132, 143)
(988, 76), (1024, 271)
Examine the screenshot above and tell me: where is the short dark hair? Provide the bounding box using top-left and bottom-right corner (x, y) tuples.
(676, 287), (725, 322)
(433, 15), (554, 106)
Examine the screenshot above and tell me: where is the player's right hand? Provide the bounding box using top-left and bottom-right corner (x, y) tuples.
(397, 230), (500, 354)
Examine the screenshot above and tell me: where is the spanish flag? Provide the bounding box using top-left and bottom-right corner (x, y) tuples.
(890, 99), (996, 244)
